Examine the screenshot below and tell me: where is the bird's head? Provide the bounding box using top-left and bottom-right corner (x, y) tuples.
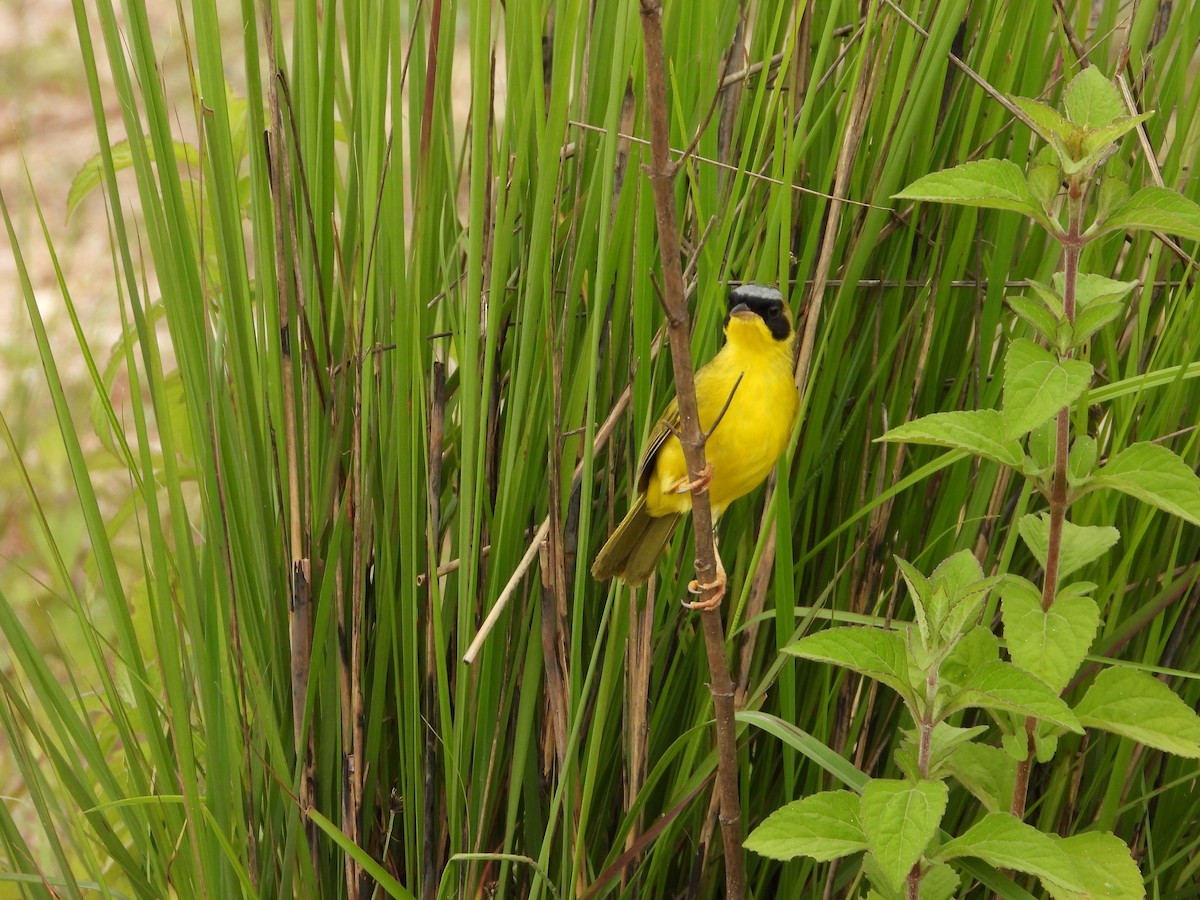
(723, 284), (794, 354)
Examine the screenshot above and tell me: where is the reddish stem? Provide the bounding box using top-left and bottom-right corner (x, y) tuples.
(1012, 179), (1085, 819)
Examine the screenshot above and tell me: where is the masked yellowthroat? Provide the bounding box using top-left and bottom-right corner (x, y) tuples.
(592, 284), (798, 608)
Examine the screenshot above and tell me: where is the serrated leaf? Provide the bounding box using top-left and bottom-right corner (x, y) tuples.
(943, 741), (1016, 813)
(785, 628), (916, 706)
(67, 138), (201, 219)
(1063, 67), (1124, 128)
(895, 556), (933, 645)
(1091, 441), (1200, 525)
(1008, 294), (1061, 345)
(929, 551), (999, 639)
(879, 410), (1023, 467)
(894, 159), (1054, 228)
(1001, 580), (1099, 693)
(1069, 273), (1139, 307)
(918, 863), (960, 900)
(861, 779), (949, 893)
(1002, 339), (1093, 439)
(1075, 666), (1200, 757)
(1078, 113), (1153, 161)
(941, 626), (1001, 688)
(930, 550), (984, 598)
(745, 791), (867, 861)
(942, 660), (1082, 732)
(1069, 301), (1124, 348)
(927, 722), (990, 771)
(1028, 279), (1065, 316)
(1098, 186), (1200, 240)
(935, 813), (1086, 892)
(1050, 831), (1145, 899)
(1012, 96), (1078, 145)
(1026, 164), (1062, 211)
(1017, 513), (1120, 580)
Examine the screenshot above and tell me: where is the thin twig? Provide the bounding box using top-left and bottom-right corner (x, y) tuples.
(703, 373), (745, 442)
(568, 120), (887, 210)
(637, 1), (746, 896)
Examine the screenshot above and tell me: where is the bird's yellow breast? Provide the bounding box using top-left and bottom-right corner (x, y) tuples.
(645, 316), (797, 518)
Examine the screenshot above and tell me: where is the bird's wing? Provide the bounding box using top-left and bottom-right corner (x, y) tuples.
(635, 396), (680, 492)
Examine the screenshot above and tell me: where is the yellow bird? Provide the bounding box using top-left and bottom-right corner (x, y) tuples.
(592, 284), (798, 609)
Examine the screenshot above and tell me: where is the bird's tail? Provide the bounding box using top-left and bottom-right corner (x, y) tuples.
(591, 495), (680, 585)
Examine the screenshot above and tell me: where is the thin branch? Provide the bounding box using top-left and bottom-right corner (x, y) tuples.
(637, 2), (745, 897)
(568, 120), (888, 210)
(703, 372), (745, 442)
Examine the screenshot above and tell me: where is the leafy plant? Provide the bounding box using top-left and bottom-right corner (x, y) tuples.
(748, 66), (1200, 899)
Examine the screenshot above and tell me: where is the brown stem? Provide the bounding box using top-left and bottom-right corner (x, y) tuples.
(637, 2), (745, 897)
(1012, 180), (1085, 820)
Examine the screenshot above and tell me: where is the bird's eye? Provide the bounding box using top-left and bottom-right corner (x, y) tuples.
(769, 303), (782, 317)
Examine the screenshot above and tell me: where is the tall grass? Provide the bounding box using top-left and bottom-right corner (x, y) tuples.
(1, 0), (1198, 897)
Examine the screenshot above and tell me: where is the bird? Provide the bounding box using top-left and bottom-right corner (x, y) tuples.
(591, 284), (799, 609)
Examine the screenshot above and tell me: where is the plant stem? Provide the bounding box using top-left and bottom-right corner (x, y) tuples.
(908, 671), (937, 898)
(1012, 179), (1085, 820)
(637, 2), (745, 896)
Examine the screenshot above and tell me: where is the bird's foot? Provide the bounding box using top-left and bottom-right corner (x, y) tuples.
(684, 565), (727, 611)
(670, 462), (713, 496)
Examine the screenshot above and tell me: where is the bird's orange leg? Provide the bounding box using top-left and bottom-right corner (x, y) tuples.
(685, 540), (726, 611)
(668, 461), (714, 495)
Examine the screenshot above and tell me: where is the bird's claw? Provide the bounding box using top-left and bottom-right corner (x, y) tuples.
(670, 462), (714, 495)
(684, 568), (727, 611)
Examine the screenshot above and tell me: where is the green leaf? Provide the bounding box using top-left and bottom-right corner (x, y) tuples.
(309, 809), (418, 899)
(894, 159), (1054, 228)
(928, 551), (1001, 640)
(1026, 163), (1062, 212)
(861, 779), (949, 893)
(941, 625), (1001, 687)
(1050, 831), (1145, 899)
(1097, 173), (1130, 218)
(1091, 442), (1200, 525)
(936, 813), (1085, 892)
(1028, 279), (1065, 316)
(1075, 666), (1200, 757)
(879, 410), (1023, 468)
(918, 863), (961, 900)
(1016, 513), (1120, 579)
(745, 791), (867, 861)
(1069, 301), (1124, 349)
(737, 711), (869, 791)
(898, 722), (989, 781)
(942, 660), (1083, 732)
(1067, 436), (1097, 486)
(1027, 419), (1057, 476)
(1070, 273), (1139, 307)
(1002, 339), (1093, 439)
(1081, 113), (1153, 154)
(1001, 577), (1099, 692)
(930, 550), (984, 598)
(785, 627), (916, 706)
(1063, 67), (1124, 129)
(1097, 186), (1200, 240)
(943, 741), (1016, 813)
(1008, 295), (1061, 346)
(67, 138), (202, 219)
(1012, 97), (1077, 145)
(895, 556), (934, 645)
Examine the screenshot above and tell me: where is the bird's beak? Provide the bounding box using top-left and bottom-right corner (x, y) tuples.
(728, 302), (754, 320)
